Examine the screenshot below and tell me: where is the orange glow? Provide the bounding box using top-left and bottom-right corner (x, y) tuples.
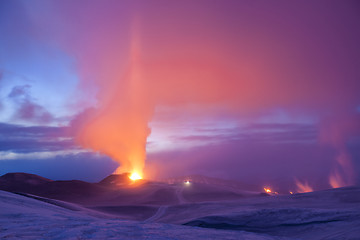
(75, 19), (149, 177)
(289, 191), (293, 194)
(295, 179), (313, 193)
(329, 170), (346, 188)
(129, 172), (142, 181)
(329, 153), (354, 188)
(264, 187), (272, 193)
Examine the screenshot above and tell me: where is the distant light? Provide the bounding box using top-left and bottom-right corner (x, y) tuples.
(129, 172), (142, 181)
(290, 191), (293, 194)
(264, 187), (272, 193)
(185, 180), (191, 185)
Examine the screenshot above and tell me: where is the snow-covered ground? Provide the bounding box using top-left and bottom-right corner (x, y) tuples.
(159, 186), (360, 239)
(0, 190), (274, 240)
(1, 173), (360, 239)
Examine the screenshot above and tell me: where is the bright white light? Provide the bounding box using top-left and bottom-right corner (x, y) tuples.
(129, 172), (142, 181)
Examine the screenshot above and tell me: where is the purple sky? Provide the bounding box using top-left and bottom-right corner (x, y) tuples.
(0, 0), (359, 192)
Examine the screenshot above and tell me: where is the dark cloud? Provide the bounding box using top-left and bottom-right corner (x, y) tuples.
(0, 139), (74, 153)
(8, 84), (31, 98)
(0, 122), (74, 153)
(0, 122), (69, 137)
(8, 85), (54, 124)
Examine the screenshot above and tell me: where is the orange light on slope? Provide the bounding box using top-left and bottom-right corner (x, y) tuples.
(295, 179), (313, 193)
(129, 172), (142, 181)
(264, 187), (272, 193)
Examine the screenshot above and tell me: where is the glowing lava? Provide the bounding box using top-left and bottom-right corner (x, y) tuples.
(129, 172), (142, 181)
(264, 187), (272, 193)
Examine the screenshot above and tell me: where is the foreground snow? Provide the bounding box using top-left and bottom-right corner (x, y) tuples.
(164, 187), (360, 239)
(1, 179), (360, 239)
(0, 190), (274, 240)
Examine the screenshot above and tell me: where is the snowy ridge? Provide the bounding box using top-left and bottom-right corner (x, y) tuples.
(0, 190), (275, 240)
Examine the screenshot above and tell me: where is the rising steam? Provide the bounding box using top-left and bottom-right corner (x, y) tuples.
(321, 116), (359, 188)
(75, 20), (151, 176)
(295, 179), (313, 193)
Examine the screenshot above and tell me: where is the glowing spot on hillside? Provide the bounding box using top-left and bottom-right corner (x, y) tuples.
(295, 179), (313, 193)
(264, 187), (272, 193)
(129, 172), (142, 181)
